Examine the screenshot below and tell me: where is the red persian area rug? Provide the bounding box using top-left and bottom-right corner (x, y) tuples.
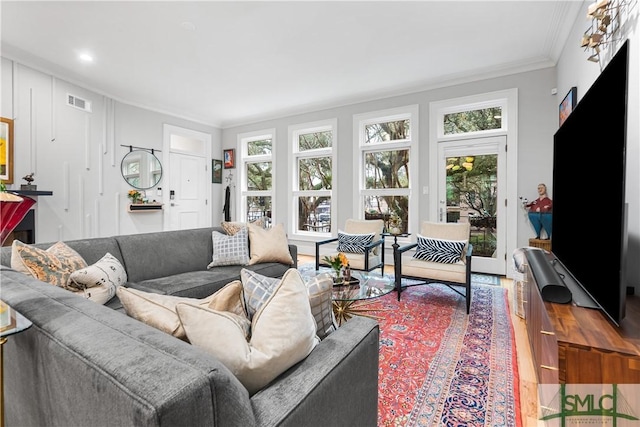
(369, 282), (521, 427)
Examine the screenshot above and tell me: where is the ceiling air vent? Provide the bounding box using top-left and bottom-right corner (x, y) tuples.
(67, 93), (92, 112)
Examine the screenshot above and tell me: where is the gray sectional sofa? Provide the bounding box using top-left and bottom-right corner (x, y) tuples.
(0, 226), (380, 426)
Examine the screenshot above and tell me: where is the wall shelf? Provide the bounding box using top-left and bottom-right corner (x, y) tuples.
(127, 203), (163, 212)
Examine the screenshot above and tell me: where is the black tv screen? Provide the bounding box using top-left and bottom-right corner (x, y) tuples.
(552, 40), (629, 325)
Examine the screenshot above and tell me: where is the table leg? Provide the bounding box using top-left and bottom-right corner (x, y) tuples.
(332, 300), (389, 326)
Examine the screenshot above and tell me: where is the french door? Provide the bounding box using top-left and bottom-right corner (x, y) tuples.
(437, 136), (506, 275)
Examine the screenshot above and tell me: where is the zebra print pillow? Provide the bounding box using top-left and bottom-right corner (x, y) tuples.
(413, 235), (466, 264)
(336, 231), (375, 254)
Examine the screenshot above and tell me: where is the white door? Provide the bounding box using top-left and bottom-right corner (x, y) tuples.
(162, 124), (212, 231)
(438, 136), (507, 275)
(168, 152), (208, 230)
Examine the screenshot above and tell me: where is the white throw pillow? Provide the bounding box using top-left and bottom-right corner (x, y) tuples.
(176, 268), (319, 395)
(69, 253), (127, 304)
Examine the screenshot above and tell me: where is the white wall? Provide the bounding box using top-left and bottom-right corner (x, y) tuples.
(557, 1), (639, 291)
(0, 59), (222, 243)
(222, 67), (559, 260)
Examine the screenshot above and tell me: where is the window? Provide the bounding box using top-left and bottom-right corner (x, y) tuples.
(354, 106), (418, 234)
(239, 130), (275, 226)
(437, 99), (507, 139)
(289, 119), (337, 236)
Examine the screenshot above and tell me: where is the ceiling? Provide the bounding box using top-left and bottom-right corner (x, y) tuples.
(1, 1), (584, 128)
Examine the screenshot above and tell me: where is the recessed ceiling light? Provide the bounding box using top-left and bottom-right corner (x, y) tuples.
(79, 53), (94, 63)
(181, 21), (196, 31)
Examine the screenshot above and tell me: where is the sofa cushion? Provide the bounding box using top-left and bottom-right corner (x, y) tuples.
(336, 231), (374, 254)
(176, 268), (319, 395)
(117, 281), (245, 340)
(11, 240), (87, 289)
(68, 253), (127, 304)
(207, 227), (250, 268)
(413, 235), (466, 264)
(247, 223), (294, 266)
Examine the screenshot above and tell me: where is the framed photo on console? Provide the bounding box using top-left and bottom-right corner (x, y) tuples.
(559, 86), (577, 126)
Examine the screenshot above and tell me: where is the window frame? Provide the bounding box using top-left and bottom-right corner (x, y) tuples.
(238, 129), (276, 225)
(288, 119), (337, 239)
(353, 105), (419, 237)
(436, 98), (508, 140)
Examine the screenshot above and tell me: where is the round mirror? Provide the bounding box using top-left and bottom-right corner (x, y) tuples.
(121, 150), (162, 190)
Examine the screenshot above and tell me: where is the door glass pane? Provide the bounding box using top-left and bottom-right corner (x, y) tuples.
(297, 196), (331, 232)
(445, 154), (497, 258)
(443, 107), (502, 135)
(246, 162), (272, 191)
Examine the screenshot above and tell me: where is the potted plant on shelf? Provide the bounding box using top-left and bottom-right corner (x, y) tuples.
(127, 190), (143, 204)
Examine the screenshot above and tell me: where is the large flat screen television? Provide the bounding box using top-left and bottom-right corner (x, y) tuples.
(552, 39), (629, 326)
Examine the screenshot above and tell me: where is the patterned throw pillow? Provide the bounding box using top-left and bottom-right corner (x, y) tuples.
(220, 218), (265, 235)
(240, 268), (281, 320)
(11, 240), (87, 289)
(68, 253), (127, 304)
(336, 231), (374, 254)
(207, 226), (250, 268)
(413, 235), (466, 264)
(305, 273), (336, 339)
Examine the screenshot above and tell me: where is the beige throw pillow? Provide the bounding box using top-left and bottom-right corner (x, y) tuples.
(177, 268), (319, 395)
(221, 217), (265, 235)
(11, 240), (87, 289)
(247, 223), (294, 265)
(117, 281), (245, 341)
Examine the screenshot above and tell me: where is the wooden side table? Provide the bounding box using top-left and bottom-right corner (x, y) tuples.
(0, 301), (32, 427)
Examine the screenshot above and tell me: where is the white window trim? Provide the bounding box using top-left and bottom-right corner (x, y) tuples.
(288, 119), (337, 240)
(429, 88), (518, 276)
(237, 128), (276, 224)
(353, 105), (419, 236)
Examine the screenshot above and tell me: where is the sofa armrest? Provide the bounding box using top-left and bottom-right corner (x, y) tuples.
(288, 244), (298, 268)
(251, 316), (379, 427)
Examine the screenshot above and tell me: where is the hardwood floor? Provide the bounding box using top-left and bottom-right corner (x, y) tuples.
(296, 255), (539, 426)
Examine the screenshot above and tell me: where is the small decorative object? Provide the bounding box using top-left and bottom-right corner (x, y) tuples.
(323, 252), (349, 283)
(20, 172), (37, 190)
(127, 189), (143, 204)
(388, 212), (402, 235)
(223, 149), (235, 169)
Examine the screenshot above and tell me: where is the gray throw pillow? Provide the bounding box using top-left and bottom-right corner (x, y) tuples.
(207, 226), (250, 268)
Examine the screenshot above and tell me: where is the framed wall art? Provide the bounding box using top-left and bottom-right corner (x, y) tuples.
(212, 159), (222, 183)
(223, 149), (235, 169)
(0, 117), (14, 184)
(559, 86), (577, 126)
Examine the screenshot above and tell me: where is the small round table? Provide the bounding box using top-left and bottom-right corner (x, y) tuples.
(301, 269), (395, 326)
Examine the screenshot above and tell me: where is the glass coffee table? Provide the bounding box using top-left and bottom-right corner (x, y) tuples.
(300, 269), (395, 326)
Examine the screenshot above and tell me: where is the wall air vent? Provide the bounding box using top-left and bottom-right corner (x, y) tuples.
(67, 93), (92, 112)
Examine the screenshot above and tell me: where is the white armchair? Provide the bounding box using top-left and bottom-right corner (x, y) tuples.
(315, 219), (385, 275)
(393, 221), (473, 313)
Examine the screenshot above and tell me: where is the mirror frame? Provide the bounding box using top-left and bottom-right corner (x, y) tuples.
(121, 150), (162, 190)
